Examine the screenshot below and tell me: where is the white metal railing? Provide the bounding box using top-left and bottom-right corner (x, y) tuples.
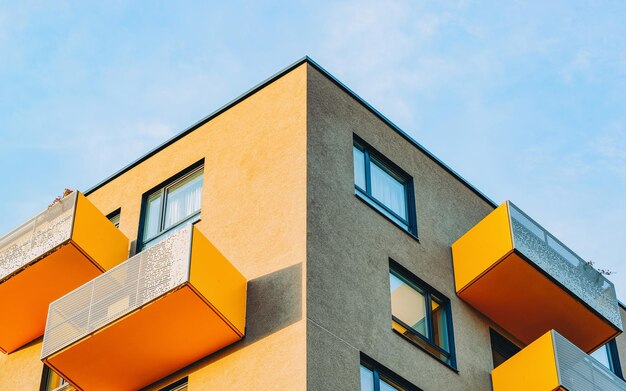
(554, 331), (626, 390)
(508, 202), (621, 330)
(0, 192), (76, 282)
(41, 224), (192, 359)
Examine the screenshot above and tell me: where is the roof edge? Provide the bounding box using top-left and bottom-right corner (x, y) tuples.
(84, 56), (497, 209)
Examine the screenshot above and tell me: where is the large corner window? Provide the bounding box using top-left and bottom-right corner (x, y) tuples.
(389, 261), (455, 369)
(591, 340), (623, 379)
(360, 354), (419, 391)
(353, 137), (416, 236)
(139, 164), (203, 250)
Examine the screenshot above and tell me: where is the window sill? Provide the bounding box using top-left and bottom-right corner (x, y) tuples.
(392, 329), (458, 373)
(354, 193), (419, 242)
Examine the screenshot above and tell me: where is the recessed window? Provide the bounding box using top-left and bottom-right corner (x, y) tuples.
(389, 261), (455, 368)
(353, 137), (416, 236)
(159, 377), (188, 391)
(490, 328), (521, 368)
(139, 164), (203, 250)
(106, 208), (121, 228)
(41, 366), (73, 391)
(591, 340), (623, 378)
(360, 354), (419, 391)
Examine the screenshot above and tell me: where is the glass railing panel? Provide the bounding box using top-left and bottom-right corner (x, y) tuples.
(0, 193), (76, 281)
(508, 202), (621, 329)
(41, 224), (192, 359)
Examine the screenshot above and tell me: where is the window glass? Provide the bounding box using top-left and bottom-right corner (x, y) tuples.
(390, 273), (428, 338)
(370, 160), (407, 219)
(108, 210), (121, 228)
(591, 344), (611, 369)
(354, 146), (366, 190)
(360, 365), (375, 391)
(431, 298), (449, 352)
(42, 366), (74, 391)
(380, 378), (401, 391)
(144, 193), (163, 241)
(163, 170), (203, 229)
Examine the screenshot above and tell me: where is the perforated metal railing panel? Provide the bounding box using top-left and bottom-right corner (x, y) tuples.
(554, 331), (626, 391)
(508, 203), (621, 329)
(0, 192), (76, 282)
(41, 224), (192, 359)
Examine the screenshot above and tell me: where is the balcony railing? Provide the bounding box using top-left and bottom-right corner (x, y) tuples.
(41, 224), (192, 359)
(493, 330), (626, 391)
(0, 192), (76, 282)
(509, 202), (620, 329)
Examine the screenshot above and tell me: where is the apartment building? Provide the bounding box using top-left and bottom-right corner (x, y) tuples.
(0, 57), (625, 391)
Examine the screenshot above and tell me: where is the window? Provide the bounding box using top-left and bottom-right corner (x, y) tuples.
(591, 340), (623, 378)
(490, 328), (521, 368)
(360, 354), (420, 391)
(40, 366), (74, 391)
(389, 261), (455, 368)
(139, 164), (203, 250)
(353, 137), (416, 236)
(159, 377), (188, 391)
(107, 208), (121, 228)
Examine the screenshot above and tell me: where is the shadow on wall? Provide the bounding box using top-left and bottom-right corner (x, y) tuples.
(144, 262), (303, 389)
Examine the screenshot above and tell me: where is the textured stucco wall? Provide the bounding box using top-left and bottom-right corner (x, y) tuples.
(0, 339), (43, 391)
(85, 64), (308, 391)
(306, 64), (497, 391)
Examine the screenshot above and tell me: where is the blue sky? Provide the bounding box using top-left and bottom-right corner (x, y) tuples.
(1, 1), (625, 298)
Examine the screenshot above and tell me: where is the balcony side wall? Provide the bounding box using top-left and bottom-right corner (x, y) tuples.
(306, 64), (497, 390)
(86, 64), (308, 390)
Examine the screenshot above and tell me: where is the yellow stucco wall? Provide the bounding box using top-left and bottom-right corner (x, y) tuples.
(0, 339), (44, 391)
(85, 64), (308, 390)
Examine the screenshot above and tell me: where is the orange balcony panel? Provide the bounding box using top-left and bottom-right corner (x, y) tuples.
(0, 191), (129, 353)
(492, 330), (626, 391)
(41, 225), (246, 391)
(452, 202), (622, 353)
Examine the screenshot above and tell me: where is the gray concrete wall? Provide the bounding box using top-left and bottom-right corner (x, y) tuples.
(306, 64), (497, 391)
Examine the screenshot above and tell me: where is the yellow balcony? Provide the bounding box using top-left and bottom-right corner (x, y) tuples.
(0, 191), (129, 353)
(41, 224), (246, 391)
(492, 330), (626, 391)
(452, 202), (621, 353)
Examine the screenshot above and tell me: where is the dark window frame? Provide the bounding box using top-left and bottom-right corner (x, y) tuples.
(489, 328), (521, 369)
(159, 377), (188, 391)
(360, 353), (422, 391)
(106, 208), (121, 228)
(389, 259), (457, 370)
(606, 339), (624, 379)
(39, 365), (70, 391)
(137, 159), (204, 251)
(353, 135), (418, 238)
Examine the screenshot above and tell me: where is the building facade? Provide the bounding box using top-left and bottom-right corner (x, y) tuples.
(0, 57), (625, 390)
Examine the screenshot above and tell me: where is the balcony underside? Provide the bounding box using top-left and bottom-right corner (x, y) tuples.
(0, 243), (102, 354)
(44, 284), (243, 391)
(458, 250), (619, 353)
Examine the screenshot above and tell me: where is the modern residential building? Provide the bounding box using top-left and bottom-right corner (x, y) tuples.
(0, 57), (625, 391)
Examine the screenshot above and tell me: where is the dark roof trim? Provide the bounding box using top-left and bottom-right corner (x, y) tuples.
(84, 56), (497, 207)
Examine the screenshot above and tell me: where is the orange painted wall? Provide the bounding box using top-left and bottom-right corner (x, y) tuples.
(0, 339), (44, 391)
(85, 64), (308, 390)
